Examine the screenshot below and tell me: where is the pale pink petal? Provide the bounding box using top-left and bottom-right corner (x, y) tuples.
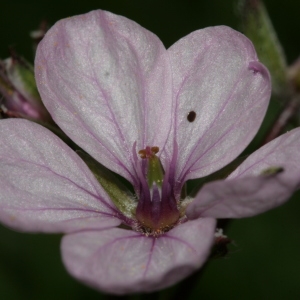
(168, 26), (271, 182)
(61, 218), (216, 294)
(0, 119), (121, 233)
(186, 175), (298, 219)
(35, 10), (173, 184)
(228, 128), (300, 179)
(186, 128), (300, 219)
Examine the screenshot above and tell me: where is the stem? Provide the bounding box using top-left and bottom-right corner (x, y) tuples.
(262, 95), (300, 145)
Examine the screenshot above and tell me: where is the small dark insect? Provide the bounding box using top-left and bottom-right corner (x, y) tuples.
(187, 111), (196, 122)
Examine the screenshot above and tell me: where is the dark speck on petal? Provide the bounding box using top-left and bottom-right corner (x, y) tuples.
(187, 111), (196, 122)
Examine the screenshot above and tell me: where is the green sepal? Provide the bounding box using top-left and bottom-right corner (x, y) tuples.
(237, 0), (289, 96)
(77, 151), (137, 218)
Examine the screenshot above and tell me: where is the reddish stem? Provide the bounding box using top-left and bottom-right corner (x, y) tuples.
(262, 95), (300, 145)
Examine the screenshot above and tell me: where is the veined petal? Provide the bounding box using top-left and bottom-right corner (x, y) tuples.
(35, 10), (173, 184)
(186, 128), (300, 219)
(61, 218), (216, 294)
(0, 119), (121, 233)
(228, 128), (300, 180)
(168, 26), (271, 182)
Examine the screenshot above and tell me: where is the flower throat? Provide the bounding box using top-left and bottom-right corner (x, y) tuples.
(135, 146), (180, 235)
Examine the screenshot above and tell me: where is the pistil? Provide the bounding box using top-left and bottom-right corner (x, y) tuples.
(136, 146), (180, 233)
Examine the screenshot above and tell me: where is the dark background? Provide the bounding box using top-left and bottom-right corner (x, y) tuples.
(1, 0), (300, 299)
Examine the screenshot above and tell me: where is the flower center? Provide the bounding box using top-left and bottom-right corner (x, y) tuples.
(135, 146), (180, 234)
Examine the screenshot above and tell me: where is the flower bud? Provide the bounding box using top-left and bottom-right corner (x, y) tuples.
(0, 51), (52, 122)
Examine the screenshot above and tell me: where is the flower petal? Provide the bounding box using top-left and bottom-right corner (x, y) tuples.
(186, 128), (300, 219)
(35, 10), (173, 184)
(168, 26), (271, 181)
(61, 218), (216, 294)
(0, 119), (121, 233)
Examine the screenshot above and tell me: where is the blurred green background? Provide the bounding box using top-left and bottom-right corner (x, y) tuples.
(1, 0), (300, 299)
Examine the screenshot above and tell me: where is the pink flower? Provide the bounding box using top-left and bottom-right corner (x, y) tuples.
(0, 9), (299, 295)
